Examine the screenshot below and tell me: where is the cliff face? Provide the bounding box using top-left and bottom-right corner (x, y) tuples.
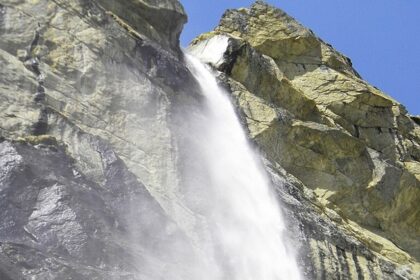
(0, 0), (419, 279)
(189, 1), (420, 279)
(0, 0), (205, 279)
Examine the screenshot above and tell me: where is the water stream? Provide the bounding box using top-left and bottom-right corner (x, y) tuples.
(185, 54), (301, 280)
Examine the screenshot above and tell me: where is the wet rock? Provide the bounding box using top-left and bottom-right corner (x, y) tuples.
(1, 0), (419, 279)
(0, 139), (199, 279)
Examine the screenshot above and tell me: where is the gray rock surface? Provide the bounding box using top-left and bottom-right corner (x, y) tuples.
(0, 0), (205, 278)
(0, 138), (199, 279)
(1, 0), (419, 279)
(0, 0), (204, 237)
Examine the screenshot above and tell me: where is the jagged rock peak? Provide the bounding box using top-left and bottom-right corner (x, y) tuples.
(194, 0), (362, 79)
(189, 1), (420, 279)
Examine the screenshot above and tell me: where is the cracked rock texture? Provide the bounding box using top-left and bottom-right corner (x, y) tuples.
(0, 0), (204, 238)
(1, 0), (419, 279)
(0, 0), (205, 279)
(189, 1), (420, 279)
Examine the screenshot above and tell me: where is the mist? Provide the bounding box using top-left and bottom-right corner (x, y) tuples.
(141, 50), (303, 279)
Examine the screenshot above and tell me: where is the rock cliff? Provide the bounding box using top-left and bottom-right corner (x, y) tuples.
(189, 1), (420, 279)
(0, 0), (205, 278)
(0, 0), (419, 279)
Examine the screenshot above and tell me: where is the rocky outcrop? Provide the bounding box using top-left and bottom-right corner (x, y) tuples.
(0, 0), (203, 231)
(1, 0), (419, 279)
(189, 1), (420, 279)
(95, 0), (186, 54)
(0, 0), (206, 278)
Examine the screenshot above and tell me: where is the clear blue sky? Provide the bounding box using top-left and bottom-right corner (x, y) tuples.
(180, 1), (420, 115)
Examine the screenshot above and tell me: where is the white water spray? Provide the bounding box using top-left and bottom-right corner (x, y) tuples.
(185, 53), (302, 280)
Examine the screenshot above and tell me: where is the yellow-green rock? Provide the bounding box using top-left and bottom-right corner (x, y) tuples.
(190, 1), (420, 278)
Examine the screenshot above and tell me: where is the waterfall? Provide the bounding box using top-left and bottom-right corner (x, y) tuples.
(184, 53), (302, 280)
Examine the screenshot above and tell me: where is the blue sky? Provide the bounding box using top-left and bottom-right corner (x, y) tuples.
(180, 1), (420, 115)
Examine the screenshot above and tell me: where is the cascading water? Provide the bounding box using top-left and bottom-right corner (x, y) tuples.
(184, 53), (302, 280)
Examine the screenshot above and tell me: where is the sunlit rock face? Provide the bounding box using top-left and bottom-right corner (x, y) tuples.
(0, 0), (203, 227)
(0, 0), (204, 278)
(1, 0), (419, 279)
(189, 1), (420, 279)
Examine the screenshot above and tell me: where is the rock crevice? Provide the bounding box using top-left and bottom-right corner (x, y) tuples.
(0, 0), (419, 279)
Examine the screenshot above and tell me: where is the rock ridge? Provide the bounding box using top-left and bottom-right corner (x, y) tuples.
(189, 1), (420, 279)
(0, 0), (419, 279)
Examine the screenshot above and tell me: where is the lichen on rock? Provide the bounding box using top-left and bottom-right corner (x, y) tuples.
(1, 0), (419, 279)
(189, 1), (420, 279)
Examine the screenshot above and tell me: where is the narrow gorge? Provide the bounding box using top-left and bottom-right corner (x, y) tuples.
(0, 1), (419, 279)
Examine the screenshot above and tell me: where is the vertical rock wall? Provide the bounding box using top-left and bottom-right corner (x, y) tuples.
(0, 0), (207, 278)
(188, 1), (420, 279)
(1, 0), (419, 279)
